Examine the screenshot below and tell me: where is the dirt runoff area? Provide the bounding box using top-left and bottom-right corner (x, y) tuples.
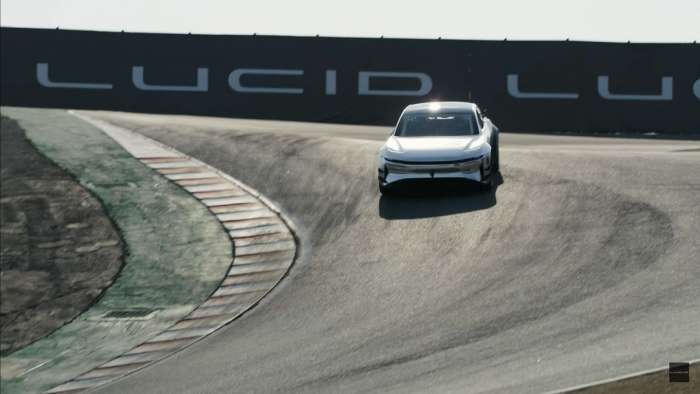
(0, 116), (123, 354)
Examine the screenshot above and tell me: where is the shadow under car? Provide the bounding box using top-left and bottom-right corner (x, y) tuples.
(378, 172), (503, 220)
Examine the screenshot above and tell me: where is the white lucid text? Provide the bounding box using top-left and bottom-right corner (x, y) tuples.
(35, 63), (698, 101)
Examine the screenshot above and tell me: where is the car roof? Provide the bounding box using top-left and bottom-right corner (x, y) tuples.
(403, 101), (476, 114)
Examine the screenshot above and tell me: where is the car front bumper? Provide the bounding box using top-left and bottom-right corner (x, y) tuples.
(378, 156), (487, 186)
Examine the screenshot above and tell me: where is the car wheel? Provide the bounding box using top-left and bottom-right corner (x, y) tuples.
(480, 163), (495, 191)
(492, 136), (500, 172)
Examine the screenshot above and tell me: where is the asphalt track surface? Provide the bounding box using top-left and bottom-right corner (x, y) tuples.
(85, 111), (700, 394)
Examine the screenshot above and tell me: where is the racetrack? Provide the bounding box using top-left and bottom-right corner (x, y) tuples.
(85, 111), (700, 393)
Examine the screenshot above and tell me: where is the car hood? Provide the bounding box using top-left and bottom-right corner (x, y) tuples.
(386, 136), (482, 162)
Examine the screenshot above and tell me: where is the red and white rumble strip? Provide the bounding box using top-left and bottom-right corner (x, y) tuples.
(46, 113), (298, 393)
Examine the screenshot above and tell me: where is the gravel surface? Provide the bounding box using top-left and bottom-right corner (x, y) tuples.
(0, 116), (123, 355)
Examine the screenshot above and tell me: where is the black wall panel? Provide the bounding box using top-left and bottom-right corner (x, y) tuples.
(2, 28), (698, 133)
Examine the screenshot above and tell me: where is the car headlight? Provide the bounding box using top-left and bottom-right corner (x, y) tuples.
(385, 137), (403, 154)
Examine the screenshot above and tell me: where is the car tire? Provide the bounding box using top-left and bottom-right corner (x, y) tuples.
(491, 136), (500, 172)
(480, 163), (495, 191)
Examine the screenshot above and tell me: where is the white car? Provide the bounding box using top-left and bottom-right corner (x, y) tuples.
(377, 101), (499, 194)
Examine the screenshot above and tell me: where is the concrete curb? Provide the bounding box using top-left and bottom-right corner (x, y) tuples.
(45, 112), (298, 393)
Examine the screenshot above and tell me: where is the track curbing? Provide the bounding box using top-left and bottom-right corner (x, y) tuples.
(44, 112), (299, 393)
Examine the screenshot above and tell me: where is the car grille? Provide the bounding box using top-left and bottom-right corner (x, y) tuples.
(385, 156), (483, 173)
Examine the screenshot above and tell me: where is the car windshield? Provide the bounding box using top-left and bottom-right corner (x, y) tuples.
(395, 112), (479, 137)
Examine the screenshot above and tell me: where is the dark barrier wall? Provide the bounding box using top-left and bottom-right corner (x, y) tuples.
(2, 27), (699, 133)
